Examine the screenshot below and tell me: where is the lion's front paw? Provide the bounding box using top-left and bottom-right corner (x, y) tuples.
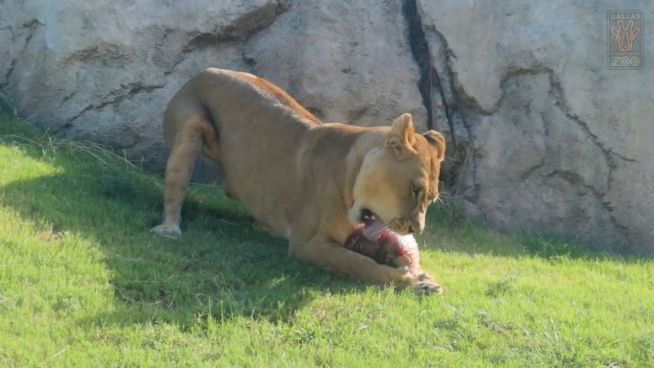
(150, 223), (182, 239)
(411, 272), (443, 295)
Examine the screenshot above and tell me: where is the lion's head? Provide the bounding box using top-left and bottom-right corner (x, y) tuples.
(348, 113), (446, 235)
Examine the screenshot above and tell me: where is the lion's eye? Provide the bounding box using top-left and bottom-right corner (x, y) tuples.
(411, 184), (422, 198)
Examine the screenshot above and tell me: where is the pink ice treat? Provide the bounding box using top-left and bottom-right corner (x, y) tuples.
(344, 226), (421, 274)
(378, 229), (421, 274)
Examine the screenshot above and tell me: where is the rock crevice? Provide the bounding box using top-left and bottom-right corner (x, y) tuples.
(1, 19), (42, 89)
(61, 82), (167, 131)
(401, 0), (435, 132)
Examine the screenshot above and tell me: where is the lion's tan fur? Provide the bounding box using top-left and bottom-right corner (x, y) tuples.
(152, 68), (446, 292)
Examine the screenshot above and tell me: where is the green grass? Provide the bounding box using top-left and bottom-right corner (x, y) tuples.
(1, 113), (653, 367)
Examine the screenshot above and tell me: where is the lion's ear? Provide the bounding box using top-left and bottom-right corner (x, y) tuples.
(423, 130), (446, 161)
(386, 113), (417, 159)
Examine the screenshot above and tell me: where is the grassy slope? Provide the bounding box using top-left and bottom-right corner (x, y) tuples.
(0, 114), (653, 367)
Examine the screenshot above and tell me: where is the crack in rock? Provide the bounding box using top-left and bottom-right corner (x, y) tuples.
(61, 83), (166, 131)
(485, 67), (637, 242)
(421, 24), (479, 196)
(545, 169), (605, 198)
(546, 69), (637, 162)
(160, 1), (290, 84)
(477, 65), (555, 116)
(472, 65), (637, 165)
(519, 158), (546, 181)
(1, 19), (42, 90)
(60, 90), (77, 105)
(401, 0), (435, 132)
(545, 68), (639, 236)
(424, 27), (471, 138)
(184, 0), (289, 51)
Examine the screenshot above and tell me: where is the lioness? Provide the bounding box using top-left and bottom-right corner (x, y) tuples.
(152, 68), (446, 293)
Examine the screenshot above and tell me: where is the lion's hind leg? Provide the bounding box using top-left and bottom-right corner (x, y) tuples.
(151, 116), (217, 238)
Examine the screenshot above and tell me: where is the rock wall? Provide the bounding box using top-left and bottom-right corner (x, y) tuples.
(417, 1), (654, 252)
(1, 0), (652, 252)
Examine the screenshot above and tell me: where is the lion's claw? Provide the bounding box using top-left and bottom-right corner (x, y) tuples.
(414, 281), (443, 295)
(412, 272), (443, 295)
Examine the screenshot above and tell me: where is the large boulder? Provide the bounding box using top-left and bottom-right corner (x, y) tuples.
(418, 0), (654, 251)
(0, 0), (426, 174)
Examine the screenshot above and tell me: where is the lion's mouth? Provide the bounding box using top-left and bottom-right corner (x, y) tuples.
(360, 208), (387, 241)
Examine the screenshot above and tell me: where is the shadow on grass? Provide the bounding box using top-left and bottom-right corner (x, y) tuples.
(0, 137), (366, 328)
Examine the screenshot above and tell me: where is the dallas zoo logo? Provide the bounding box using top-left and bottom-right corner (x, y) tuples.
(608, 10), (643, 69)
